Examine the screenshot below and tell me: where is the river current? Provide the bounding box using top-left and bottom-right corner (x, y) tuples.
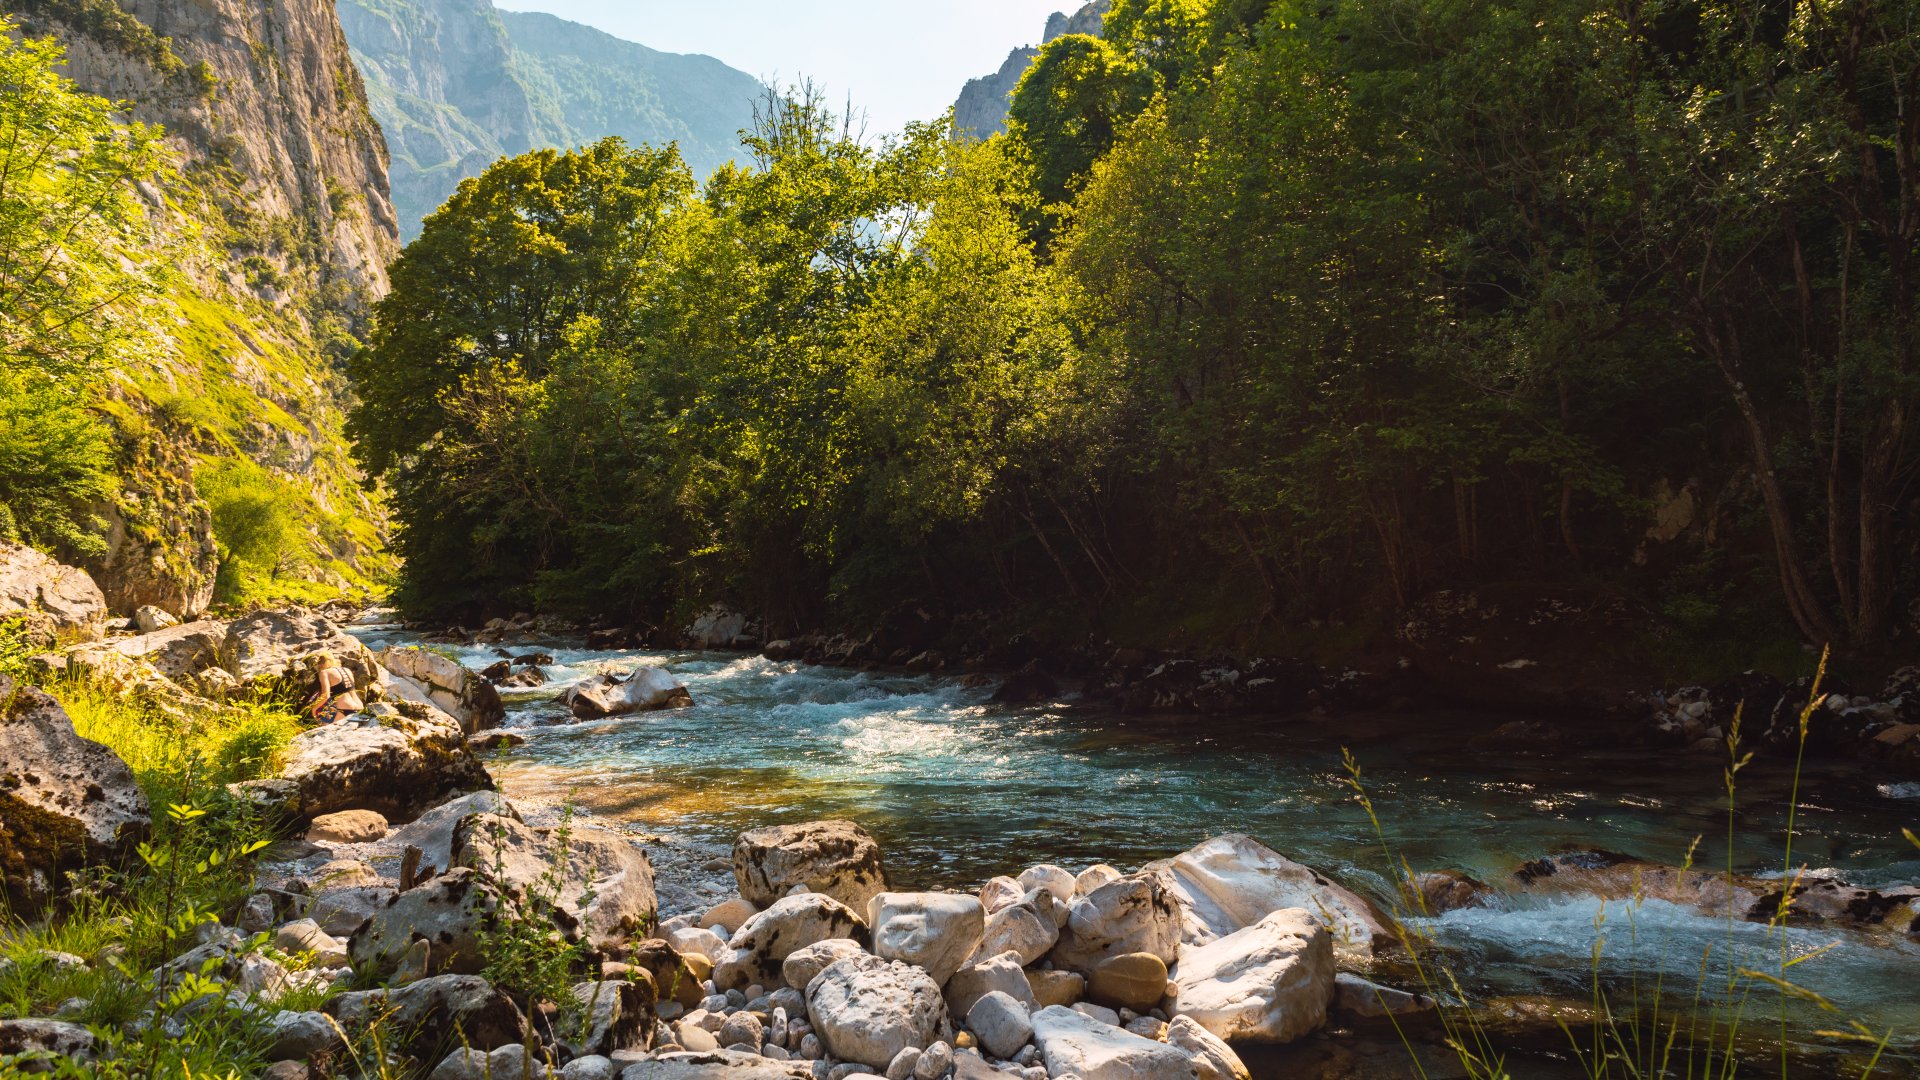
(348, 621), (1920, 1058)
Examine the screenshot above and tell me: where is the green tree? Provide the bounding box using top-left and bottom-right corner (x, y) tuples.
(0, 20), (165, 554)
(1007, 34), (1152, 216)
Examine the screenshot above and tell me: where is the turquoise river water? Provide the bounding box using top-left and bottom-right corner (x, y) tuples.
(349, 623), (1920, 1065)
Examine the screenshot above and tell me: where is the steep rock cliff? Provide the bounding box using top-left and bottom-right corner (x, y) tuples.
(954, 0), (1109, 139)
(340, 0), (762, 238)
(3, 0), (400, 616)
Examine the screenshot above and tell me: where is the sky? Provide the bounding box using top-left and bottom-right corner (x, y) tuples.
(492, 0), (1079, 136)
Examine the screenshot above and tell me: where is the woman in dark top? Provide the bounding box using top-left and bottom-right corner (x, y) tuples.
(305, 652), (363, 724)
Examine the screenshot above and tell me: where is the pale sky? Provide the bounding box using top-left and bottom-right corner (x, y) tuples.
(492, 0), (1077, 135)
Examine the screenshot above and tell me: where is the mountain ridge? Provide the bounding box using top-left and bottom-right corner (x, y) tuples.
(340, 0), (764, 237)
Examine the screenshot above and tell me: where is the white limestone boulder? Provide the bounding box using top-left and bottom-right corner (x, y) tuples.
(1146, 833), (1387, 963)
(1047, 873), (1182, 977)
(1165, 907), (1332, 1043)
(1164, 1015), (1250, 1080)
(450, 813), (656, 950)
(805, 954), (946, 1070)
(945, 951), (1036, 1018)
(868, 892), (985, 984)
(382, 646), (505, 734)
(733, 819), (889, 911)
(1028, 1005), (1198, 1080)
(715, 893), (865, 991)
(564, 666), (692, 719)
(781, 937), (869, 991)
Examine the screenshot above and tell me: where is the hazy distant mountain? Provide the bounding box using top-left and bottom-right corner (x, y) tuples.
(339, 0), (763, 238)
(953, 0), (1109, 139)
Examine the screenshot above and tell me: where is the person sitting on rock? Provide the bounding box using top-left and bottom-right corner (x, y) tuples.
(305, 652), (363, 725)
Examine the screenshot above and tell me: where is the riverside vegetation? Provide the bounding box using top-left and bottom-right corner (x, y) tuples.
(346, 0), (1920, 674)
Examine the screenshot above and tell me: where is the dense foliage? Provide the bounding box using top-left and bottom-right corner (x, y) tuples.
(354, 0), (1920, 658)
(0, 22), (166, 554)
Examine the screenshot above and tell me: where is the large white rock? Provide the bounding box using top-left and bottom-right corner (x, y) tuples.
(1164, 1015), (1250, 1080)
(79, 619), (227, 682)
(348, 867), (501, 977)
(384, 790), (519, 873)
(1147, 834), (1386, 963)
(1017, 865), (1077, 908)
(0, 685), (149, 913)
(715, 893), (865, 991)
(806, 954), (946, 1070)
(666, 925), (729, 964)
(868, 892), (985, 985)
(945, 951), (1036, 1019)
(0, 542), (105, 642)
(969, 892), (1058, 966)
(271, 703), (492, 823)
(781, 937), (869, 991)
(1047, 873), (1182, 977)
(564, 665), (692, 719)
(1028, 1005), (1197, 1080)
(451, 813), (656, 950)
(978, 876), (1024, 915)
(220, 609), (383, 695)
(382, 646), (505, 734)
(1165, 907), (1332, 1044)
(133, 605), (180, 633)
(733, 820), (890, 911)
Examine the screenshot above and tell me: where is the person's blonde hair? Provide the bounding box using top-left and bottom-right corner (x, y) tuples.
(310, 652), (336, 670)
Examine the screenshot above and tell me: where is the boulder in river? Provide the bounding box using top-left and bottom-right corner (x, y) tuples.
(1147, 833), (1388, 964)
(733, 819), (890, 911)
(1166, 907), (1332, 1044)
(0, 681), (150, 913)
(0, 542), (106, 643)
(564, 666), (692, 719)
(382, 645), (505, 734)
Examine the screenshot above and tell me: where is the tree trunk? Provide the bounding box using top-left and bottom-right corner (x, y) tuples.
(1700, 316), (1839, 644)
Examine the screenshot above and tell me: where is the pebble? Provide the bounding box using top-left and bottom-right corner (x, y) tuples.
(718, 1011), (764, 1049)
(677, 1023), (719, 1052)
(914, 1040), (953, 1080)
(885, 1047), (921, 1080)
(801, 1033), (824, 1059)
(701, 994), (730, 1012)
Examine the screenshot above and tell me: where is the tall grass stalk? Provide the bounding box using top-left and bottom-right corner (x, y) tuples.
(1348, 647), (1903, 1080)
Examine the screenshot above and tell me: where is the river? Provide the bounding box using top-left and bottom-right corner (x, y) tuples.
(348, 620), (1920, 1067)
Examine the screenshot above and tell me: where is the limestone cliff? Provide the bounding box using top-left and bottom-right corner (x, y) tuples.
(340, 0), (762, 238)
(954, 0), (1109, 139)
(3, 0), (400, 617)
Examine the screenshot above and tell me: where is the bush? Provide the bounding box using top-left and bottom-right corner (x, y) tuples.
(0, 368), (116, 556)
